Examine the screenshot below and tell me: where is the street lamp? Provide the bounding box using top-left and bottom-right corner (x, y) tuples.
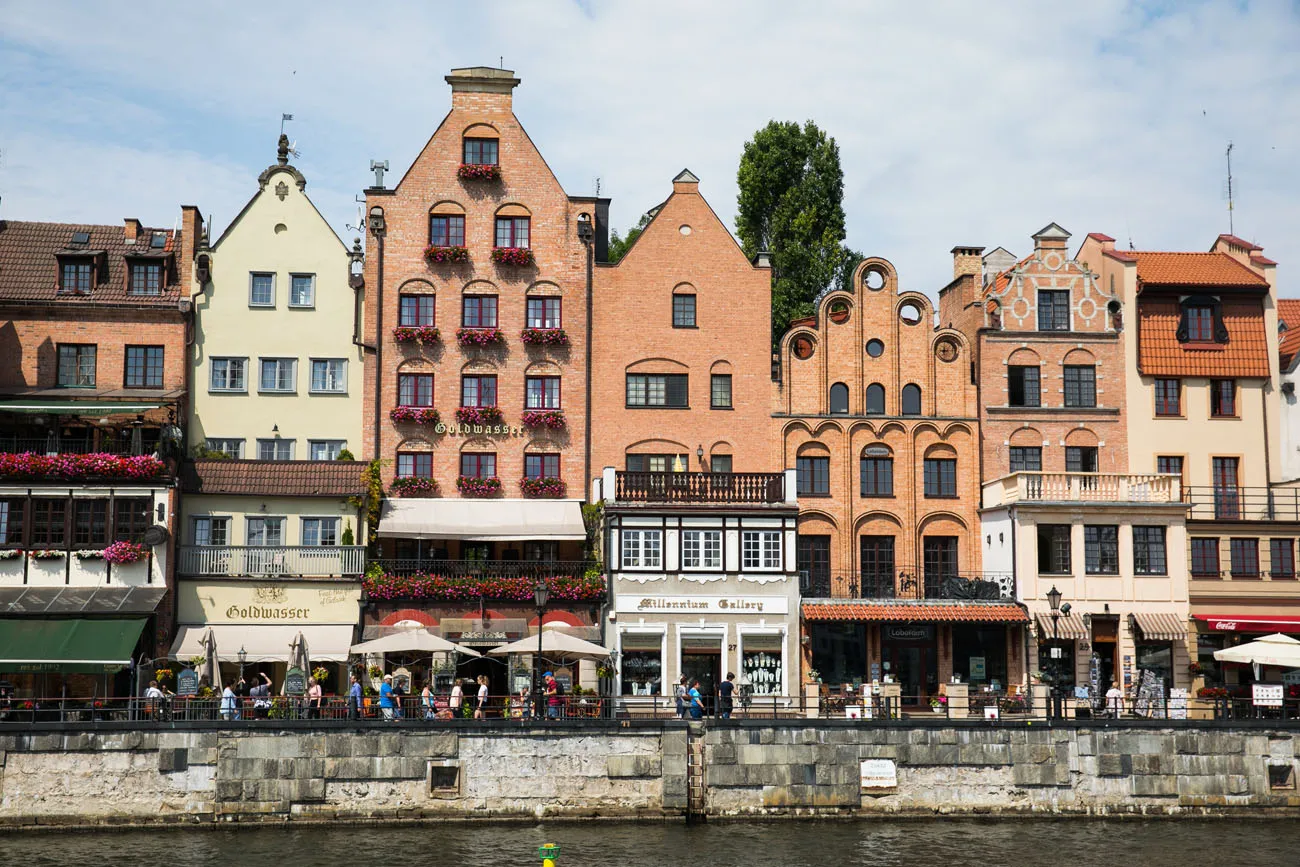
(1046, 586), (1063, 718)
(534, 577), (550, 719)
(237, 645), (247, 682)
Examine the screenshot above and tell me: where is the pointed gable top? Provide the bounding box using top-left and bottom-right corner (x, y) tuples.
(673, 169), (700, 184)
(1032, 222), (1071, 242)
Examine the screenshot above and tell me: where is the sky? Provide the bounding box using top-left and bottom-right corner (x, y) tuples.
(1, 0), (1297, 297)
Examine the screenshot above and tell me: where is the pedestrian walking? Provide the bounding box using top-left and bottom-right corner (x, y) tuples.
(474, 674), (489, 719)
(675, 676), (689, 719)
(348, 674), (362, 721)
(688, 679), (704, 720)
(545, 671), (561, 719)
(422, 680), (436, 721)
(250, 672), (272, 719)
(450, 679), (464, 719)
(378, 674), (397, 721)
(306, 677), (323, 719)
(717, 672), (735, 719)
(220, 679), (238, 721)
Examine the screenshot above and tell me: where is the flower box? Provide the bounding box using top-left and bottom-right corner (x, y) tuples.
(456, 327), (505, 347)
(0, 549), (21, 560)
(73, 550), (106, 560)
(519, 476), (566, 498)
(456, 475), (503, 497)
(457, 163), (501, 182)
(28, 549), (66, 560)
(520, 327), (569, 347)
(520, 409), (566, 430)
(491, 247), (535, 267)
(390, 476), (439, 497)
(423, 245), (469, 265)
(364, 571), (606, 603)
(0, 452), (164, 481)
(389, 406), (441, 425)
(454, 406), (504, 426)
(103, 541), (148, 565)
(393, 325), (441, 344)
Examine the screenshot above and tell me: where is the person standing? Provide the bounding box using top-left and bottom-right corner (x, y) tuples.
(348, 674), (362, 721)
(545, 671), (561, 719)
(674, 676), (689, 719)
(220, 680), (238, 722)
(717, 672), (735, 719)
(144, 680), (164, 720)
(688, 679), (705, 720)
(378, 674), (397, 721)
(421, 680), (436, 721)
(306, 677), (323, 720)
(474, 674), (489, 720)
(1106, 680), (1124, 718)
(449, 679), (464, 719)
(250, 672), (273, 719)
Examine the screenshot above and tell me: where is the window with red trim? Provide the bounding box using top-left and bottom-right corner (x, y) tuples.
(429, 215), (465, 247)
(525, 454), (560, 479)
(525, 376), (561, 409)
(1187, 306), (1214, 342)
(1154, 378), (1180, 416)
(461, 375), (497, 407)
(462, 295), (497, 328)
(396, 453), (432, 478)
(461, 453), (496, 479)
(398, 374), (434, 406)
(494, 216), (530, 249)
(1210, 379), (1236, 417)
(526, 296), (561, 328)
(463, 139), (498, 166)
(399, 294), (435, 327)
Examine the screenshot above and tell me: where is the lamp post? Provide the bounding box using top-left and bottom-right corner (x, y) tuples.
(237, 645), (247, 683)
(533, 577), (550, 720)
(1046, 586), (1063, 719)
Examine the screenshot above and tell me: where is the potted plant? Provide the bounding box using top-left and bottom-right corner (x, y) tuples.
(519, 476), (566, 498)
(520, 327), (569, 346)
(455, 327), (505, 347)
(457, 163), (501, 182)
(520, 409), (565, 430)
(389, 406), (441, 425)
(929, 695), (947, 713)
(457, 475), (503, 497)
(422, 245), (470, 264)
(393, 325), (441, 343)
(103, 541), (148, 565)
(491, 247), (535, 267)
(454, 405), (504, 426)
(389, 477), (439, 497)
(28, 549), (66, 560)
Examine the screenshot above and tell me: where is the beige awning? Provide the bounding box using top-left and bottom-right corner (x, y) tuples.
(1132, 612), (1188, 642)
(378, 497), (587, 541)
(488, 629), (611, 659)
(1035, 611), (1088, 641)
(170, 623), (355, 662)
(349, 628), (481, 657)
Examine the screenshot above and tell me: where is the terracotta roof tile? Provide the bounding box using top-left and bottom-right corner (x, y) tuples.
(1251, 254), (1278, 267)
(1103, 249), (1138, 263)
(1215, 234), (1262, 252)
(181, 460), (364, 497)
(801, 601), (1028, 623)
(1133, 251), (1267, 288)
(0, 220), (182, 306)
(1279, 299), (1300, 368)
(1087, 232), (1116, 243)
(1137, 298), (1271, 377)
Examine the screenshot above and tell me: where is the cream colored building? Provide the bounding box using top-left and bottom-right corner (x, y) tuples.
(190, 136), (362, 459)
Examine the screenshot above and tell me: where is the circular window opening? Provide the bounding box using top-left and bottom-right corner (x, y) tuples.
(864, 268), (886, 290)
(899, 303), (922, 325)
(866, 339), (884, 358)
(679, 225), (692, 236)
(828, 300), (851, 324)
(793, 337), (815, 360)
(274, 223), (288, 234)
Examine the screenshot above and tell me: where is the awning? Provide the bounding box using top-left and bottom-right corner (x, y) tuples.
(0, 585), (167, 615)
(378, 497), (587, 541)
(1035, 611), (1088, 641)
(802, 601), (1028, 624)
(0, 617), (145, 673)
(1132, 612), (1188, 642)
(0, 400), (165, 414)
(1194, 613), (1300, 634)
(170, 624), (355, 662)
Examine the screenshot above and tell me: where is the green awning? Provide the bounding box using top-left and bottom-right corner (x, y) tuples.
(0, 401), (164, 415)
(0, 618), (146, 673)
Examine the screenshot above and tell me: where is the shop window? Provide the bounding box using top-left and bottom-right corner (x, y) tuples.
(1230, 538), (1260, 578)
(1191, 538), (1221, 578)
(1132, 526), (1167, 575)
(1008, 365), (1040, 407)
(1038, 638), (1076, 690)
(952, 626), (1008, 688)
(620, 632), (663, 696)
(796, 456), (829, 496)
(1037, 524), (1071, 575)
(1084, 525), (1119, 575)
(1196, 633), (1226, 686)
(810, 623), (867, 686)
(741, 634), (783, 696)
(1135, 643), (1172, 690)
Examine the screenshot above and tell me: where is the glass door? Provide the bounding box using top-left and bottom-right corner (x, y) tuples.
(797, 535), (830, 596)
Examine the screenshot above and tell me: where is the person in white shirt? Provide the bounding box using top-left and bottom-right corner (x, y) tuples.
(144, 680), (165, 720)
(220, 680), (238, 721)
(1105, 681), (1124, 718)
(474, 675), (489, 719)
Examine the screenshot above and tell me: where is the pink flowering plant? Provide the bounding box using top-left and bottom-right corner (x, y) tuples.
(520, 328), (569, 347)
(457, 163), (501, 182)
(390, 477), (439, 497)
(393, 326), (441, 343)
(103, 541), (148, 565)
(491, 247), (535, 267)
(0, 453), (164, 481)
(423, 245), (469, 265)
(456, 475), (503, 497)
(454, 406), (504, 426)
(519, 477), (566, 498)
(389, 406), (441, 425)
(520, 409), (565, 430)
(456, 327), (505, 347)
(364, 571), (605, 602)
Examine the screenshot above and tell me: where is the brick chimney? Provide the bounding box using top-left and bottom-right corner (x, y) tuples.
(1032, 222), (1071, 252)
(179, 205), (203, 297)
(673, 168), (700, 195)
(123, 218), (142, 244)
(951, 246), (984, 280)
(446, 66), (520, 111)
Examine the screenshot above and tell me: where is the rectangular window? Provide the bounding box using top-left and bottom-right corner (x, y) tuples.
(1213, 457), (1241, 519)
(129, 261), (162, 296)
(57, 344), (96, 387)
(627, 453), (688, 473)
(1084, 525), (1119, 575)
(625, 374), (689, 408)
(797, 456), (830, 496)
(124, 345), (164, 388)
(860, 457), (894, 496)
(525, 376), (561, 409)
(1210, 379), (1237, 417)
(463, 138), (499, 166)
(1157, 455), (1184, 478)
(72, 499), (109, 547)
(461, 375), (497, 407)
(923, 537), (959, 590)
(462, 295), (498, 328)
(288, 274), (315, 307)
(399, 294), (436, 327)
(204, 438), (244, 458)
(308, 440), (346, 460)
(1064, 365), (1097, 408)
(1009, 446), (1043, 472)
(396, 452), (432, 478)
(302, 517), (339, 547)
(0, 499), (26, 546)
(246, 517), (284, 547)
(494, 216), (530, 249)
(61, 260), (93, 293)
(709, 454), (732, 474)
(257, 438), (294, 460)
(1154, 378), (1181, 416)
(310, 359), (347, 394)
(1230, 538), (1260, 578)
(621, 529), (662, 570)
(526, 296), (561, 328)
(209, 357), (247, 392)
(1271, 539), (1295, 579)
(398, 374), (434, 407)
(113, 497), (150, 542)
(1187, 306), (1214, 342)
(710, 374), (732, 409)
(673, 294), (696, 327)
(31, 499), (67, 546)
(923, 458), (957, 498)
(249, 272), (275, 307)
(192, 516), (229, 547)
(1066, 446), (1098, 473)
(682, 530), (723, 570)
(460, 453), (496, 479)
(1190, 538), (1220, 577)
(1008, 365), (1040, 407)
(860, 536), (895, 594)
(1037, 524), (1072, 574)
(742, 530), (782, 570)
(1133, 526), (1167, 575)
(429, 215), (466, 248)
(258, 358), (297, 392)
(524, 453), (560, 480)
(1037, 290), (1071, 331)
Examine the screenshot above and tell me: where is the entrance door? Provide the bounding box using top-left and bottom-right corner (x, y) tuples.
(880, 625), (938, 704)
(1213, 457), (1241, 519)
(680, 642), (720, 714)
(1091, 616), (1119, 692)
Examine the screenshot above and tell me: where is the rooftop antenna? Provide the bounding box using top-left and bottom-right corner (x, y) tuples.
(594, 177), (601, 196)
(500, 56), (503, 68)
(1224, 142), (1235, 235)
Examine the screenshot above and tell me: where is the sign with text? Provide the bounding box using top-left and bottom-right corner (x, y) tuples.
(178, 581), (361, 624)
(883, 625), (934, 642)
(614, 595), (789, 615)
(969, 656), (986, 680)
(176, 668), (199, 696)
(860, 759), (897, 789)
(283, 667), (306, 696)
(1253, 683), (1284, 707)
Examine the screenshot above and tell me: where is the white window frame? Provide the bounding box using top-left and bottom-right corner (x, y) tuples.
(246, 516), (284, 546)
(301, 516), (339, 547)
(256, 438), (295, 460)
(249, 272), (276, 307)
(258, 357), (297, 393)
(681, 529), (722, 570)
(617, 627), (668, 697)
(742, 530), (782, 571)
(288, 273), (316, 308)
(621, 529), (662, 570)
(308, 439), (347, 460)
(204, 438), (244, 458)
(191, 516), (230, 547)
(309, 358), (348, 394)
(736, 626), (787, 698)
(209, 357), (248, 393)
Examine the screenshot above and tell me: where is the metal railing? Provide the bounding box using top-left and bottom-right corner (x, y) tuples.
(0, 435), (161, 457)
(371, 558), (589, 578)
(800, 569), (1016, 601)
(983, 472), (1182, 507)
(614, 471), (785, 504)
(1187, 486), (1300, 522)
(177, 545), (366, 577)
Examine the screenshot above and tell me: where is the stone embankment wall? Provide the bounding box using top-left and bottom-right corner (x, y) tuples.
(0, 722), (1297, 827)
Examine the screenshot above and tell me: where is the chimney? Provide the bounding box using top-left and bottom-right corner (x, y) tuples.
(179, 205), (203, 297)
(672, 168), (700, 195)
(446, 66), (520, 111)
(124, 218), (142, 244)
(1032, 222), (1071, 252)
(1087, 232), (1116, 253)
(951, 246), (984, 280)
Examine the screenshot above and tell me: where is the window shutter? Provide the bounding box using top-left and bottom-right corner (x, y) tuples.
(667, 375), (689, 407)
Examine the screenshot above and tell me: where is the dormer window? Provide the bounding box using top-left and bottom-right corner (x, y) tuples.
(1176, 296), (1229, 345)
(1186, 306), (1214, 342)
(463, 138), (499, 166)
(129, 261), (162, 296)
(60, 260), (93, 294)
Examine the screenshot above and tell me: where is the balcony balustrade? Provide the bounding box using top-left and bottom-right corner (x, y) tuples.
(1186, 486), (1300, 522)
(178, 545), (366, 578)
(800, 569), (1016, 601)
(371, 558), (589, 579)
(613, 471), (785, 504)
(983, 472), (1182, 508)
(0, 434), (160, 457)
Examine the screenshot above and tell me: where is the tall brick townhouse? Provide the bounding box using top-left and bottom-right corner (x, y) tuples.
(0, 209), (201, 691)
(359, 68), (607, 693)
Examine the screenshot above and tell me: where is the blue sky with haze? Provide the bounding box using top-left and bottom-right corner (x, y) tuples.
(1, 0), (1296, 296)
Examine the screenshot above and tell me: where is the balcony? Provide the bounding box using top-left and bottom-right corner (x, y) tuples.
(178, 545), (365, 578)
(800, 569), (1016, 601)
(0, 435), (159, 457)
(373, 558), (589, 579)
(365, 559), (605, 603)
(983, 472), (1182, 508)
(1188, 486), (1300, 522)
(612, 471), (787, 505)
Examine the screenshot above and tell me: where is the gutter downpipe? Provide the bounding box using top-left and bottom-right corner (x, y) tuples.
(371, 229), (385, 461)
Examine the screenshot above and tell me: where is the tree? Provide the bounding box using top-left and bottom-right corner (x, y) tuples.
(607, 211), (652, 264)
(736, 120), (852, 338)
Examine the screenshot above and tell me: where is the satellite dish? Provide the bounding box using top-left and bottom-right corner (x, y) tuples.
(143, 525), (170, 547)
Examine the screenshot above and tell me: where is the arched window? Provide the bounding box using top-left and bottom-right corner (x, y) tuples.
(829, 382), (849, 414)
(865, 384), (885, 415)
(901, 384), (921, 416)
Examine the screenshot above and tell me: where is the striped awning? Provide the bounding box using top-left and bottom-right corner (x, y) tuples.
(1035, 611), (1088, 641)
(1133, 611), (1188, 642)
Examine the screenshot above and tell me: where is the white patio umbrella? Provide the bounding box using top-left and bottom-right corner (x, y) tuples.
(488, 630), (611, 660)
(349, 628), (481, 657)
(1214, 633), (1300, 673)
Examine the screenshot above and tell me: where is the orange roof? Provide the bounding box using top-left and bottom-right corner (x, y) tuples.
(801, 601), (1028, 624)
(1137, 298), (1271, 377)
(1279, 299), (1300, 368)
(1215, 234), (1262, 252)
(1133, 252), (1267, 288)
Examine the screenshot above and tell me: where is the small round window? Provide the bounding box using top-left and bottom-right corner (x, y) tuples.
(899, 303), (922, 325)
(679, 225), (692, 236)
(864, 268), (886, 291)
(866, 339), (884, 358)
(793, 336), (815, 360)
(828, 300), (851, 324)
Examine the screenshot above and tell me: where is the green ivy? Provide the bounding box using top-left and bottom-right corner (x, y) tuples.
(348, 458), (387, 552)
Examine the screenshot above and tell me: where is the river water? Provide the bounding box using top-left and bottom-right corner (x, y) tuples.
(0, 820), (1294, 866)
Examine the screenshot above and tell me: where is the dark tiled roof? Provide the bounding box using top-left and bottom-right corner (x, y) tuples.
(181, 460), (365, 497)
(801, 601), (1029, 623)
(1137, 298), (1271, 378)
(1132, 251), (1267, 288)
(0, 220), (182, 305)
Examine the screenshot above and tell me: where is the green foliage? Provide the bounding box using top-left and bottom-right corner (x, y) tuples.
(607, 211), (652, 264)
(348, 459), (387, 551)
(336, 449), (356, 461)
(190, 445), (232, 460)
(581, 501), (604, 564)
(340, 521), (354, 546)
(736, 120), (853, 339)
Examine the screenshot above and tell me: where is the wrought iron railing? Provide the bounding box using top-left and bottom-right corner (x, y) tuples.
(371, 558), (590, 579)
(1186, 486), (1300, 522)
(0, 435), (161, 457)
(614, 471), (785, 504)
(800, 569), (1016, 601)
(177, 545), (366, 577)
